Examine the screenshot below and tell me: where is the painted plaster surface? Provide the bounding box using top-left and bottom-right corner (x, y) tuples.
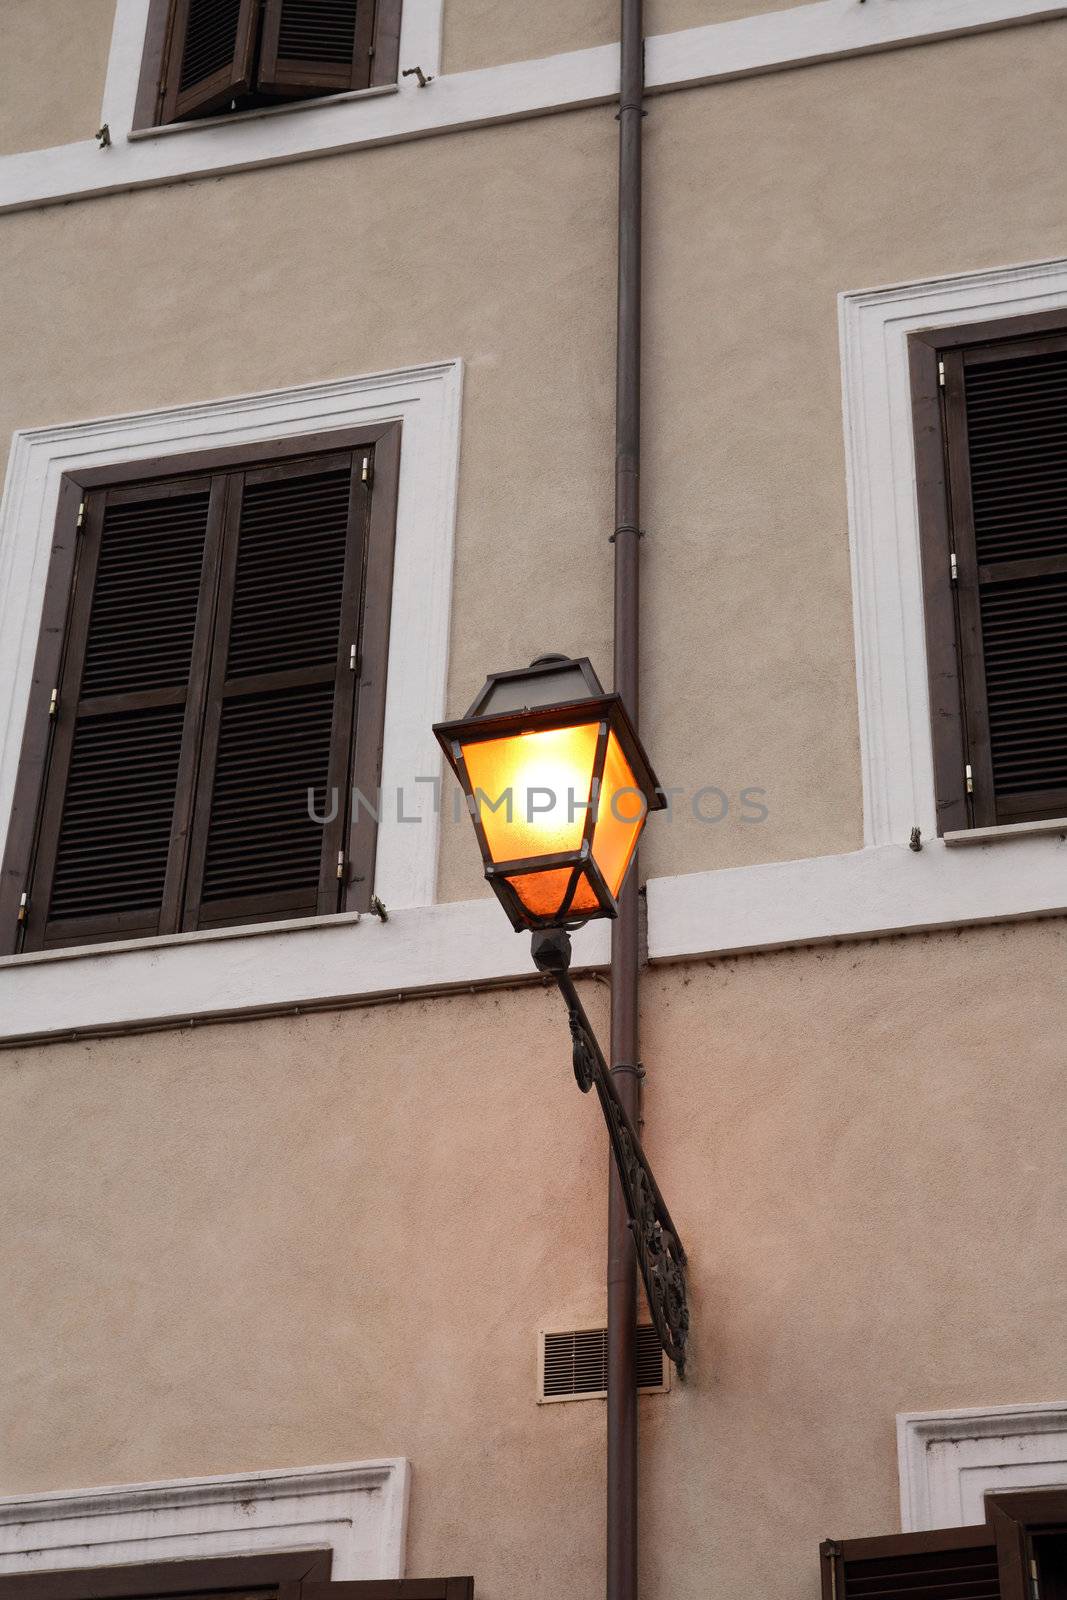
(1, 922), (1064, 1596)
(0, 0), (115, 157)
(443, 0), (819, 74)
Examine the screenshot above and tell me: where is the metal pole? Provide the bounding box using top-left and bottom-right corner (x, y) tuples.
(609, 0), (644, 1596)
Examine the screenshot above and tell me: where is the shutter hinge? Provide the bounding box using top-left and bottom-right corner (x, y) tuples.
(950, 552), (958, 584)
(48, 687), (58, 719)
(361, 454), (373, 486)
(17, 891), (28, 925)
(965, 763), (974, 795)
(823, 1542), (842, 1600)
(938, 360), (946, 388)
(1030, 1556), (1041, 1600)
(349, 644), (361, 673)
(76, 500), (86, 530)
(336, 851), (347, 881)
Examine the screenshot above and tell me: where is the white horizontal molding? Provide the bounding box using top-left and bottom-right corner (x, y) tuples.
(646, 836), (1067, 962)
(0, 898), (611, 1042)
(0, 0), (1063, 213)
(0, 1460), (411, 1580)
(898, 1404), (1067, 1531)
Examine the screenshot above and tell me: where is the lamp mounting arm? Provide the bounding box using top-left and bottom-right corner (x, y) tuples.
(531, 928), (690, 1374)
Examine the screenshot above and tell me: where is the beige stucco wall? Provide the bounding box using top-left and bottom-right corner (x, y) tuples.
(2, 23), (1065, 898)
(442, 0), (817, 75)
(2, 919), (1065, 1599)
(0, 0), (115, 157)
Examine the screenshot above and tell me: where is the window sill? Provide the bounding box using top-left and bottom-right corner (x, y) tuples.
(943, 817), (1067, 847)
(0, 899), (612, 1046)
(128, 82), (398, 141)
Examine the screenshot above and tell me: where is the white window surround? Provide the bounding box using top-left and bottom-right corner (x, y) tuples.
(898, 1404), (1067, 1532)
(0, 0), (1063, 214)
(0, 1461), (410, 1580)
(645, 254), (1067, 966)
(0, 356), (617, 1043)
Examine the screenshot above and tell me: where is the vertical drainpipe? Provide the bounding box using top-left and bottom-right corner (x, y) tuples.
(608, 1), (644, 1598)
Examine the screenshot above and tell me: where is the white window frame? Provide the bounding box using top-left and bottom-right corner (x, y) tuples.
(898, 1403), (1067, 1531)
(0, 1461), (410, 1580)
(647, 255), (1067, 965)
(0, 358), (613, 1043)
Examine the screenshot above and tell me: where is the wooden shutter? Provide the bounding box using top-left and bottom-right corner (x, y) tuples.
(939, 332), (1067, 827)
(182, 452), (371, 930)
(258, 0), (374, 96)
(22, 477), (225, 951)
(161, 0), (260, 122)
(821, 1526), (1001, 1600)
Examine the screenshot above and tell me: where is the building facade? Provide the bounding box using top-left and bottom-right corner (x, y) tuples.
(1, 1), (1066, 1597)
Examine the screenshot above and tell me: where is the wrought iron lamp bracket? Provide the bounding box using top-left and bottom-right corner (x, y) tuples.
(531, 928), (690, 1374)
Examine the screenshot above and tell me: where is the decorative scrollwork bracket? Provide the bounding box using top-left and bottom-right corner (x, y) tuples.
(531, 928), (690, 1374)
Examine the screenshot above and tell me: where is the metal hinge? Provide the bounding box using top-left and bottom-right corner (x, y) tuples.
(938, 360), (946, 388)
(76, 500), (86, 530)
(349, 644), (361, 673)
(1030, 1557), (1041, 1600)
(361, 454), (373, 485)
(950, 552), (958, 584)
(336, 851), (346, 881)
(823, 1543), (842, 1600)
(965, 763), (974, 795)
(17, 891), (28, 925)
(48, 687), (58, 718)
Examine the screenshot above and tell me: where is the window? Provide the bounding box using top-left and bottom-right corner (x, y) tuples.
(822, 1488), (1067, 1600)
(134, 0), (404, 129)
(0, 426), (400, 954)
(910, 314), (1067, 835)
(0, 1553), (473, 1600)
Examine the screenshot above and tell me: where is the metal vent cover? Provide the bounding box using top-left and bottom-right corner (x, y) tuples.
(538, 1324), (668, 1403)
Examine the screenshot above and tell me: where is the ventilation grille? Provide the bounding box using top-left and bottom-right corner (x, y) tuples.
(179, 0), (243, 90)
(201, 683), (334, 908)
(227, 468), (351, 678)
(539, 1325), (666, 1402)
(49, 705), (185, 924)
(981, 572), (1067, 802)
(82, 491), (210, 698)
(839, 1544), (1000, 1599)
(966, 348), (1067, 567)
(277, 0), (359, 64)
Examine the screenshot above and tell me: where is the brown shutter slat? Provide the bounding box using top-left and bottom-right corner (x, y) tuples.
(23, 478), (225, 950)
(161, 0), (259, 122)
(822, 1529), (1001, 1600)
(258, 0), (373, 96)
(183, 454), (370, 930)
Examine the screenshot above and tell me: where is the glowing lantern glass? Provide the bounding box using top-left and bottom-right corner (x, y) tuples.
(433, 656), (664, 931)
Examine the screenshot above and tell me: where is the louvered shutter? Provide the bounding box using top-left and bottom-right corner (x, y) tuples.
(23, 478), (225, 950)
(941, 332), (1067, 826)
(821, 1527), (1001, 1600)
(160, 0), (260, 123)
(181, 452), (371, 931)
(258, 0), (374, 97)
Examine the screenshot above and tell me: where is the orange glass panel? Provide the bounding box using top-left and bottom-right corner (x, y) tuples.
(568, 872), (601, 914)
(461, 723), (600, 864)
(506, 867), (577, 920)
(591, 730), (646, 898)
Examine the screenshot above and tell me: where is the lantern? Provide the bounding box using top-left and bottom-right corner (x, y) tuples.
(433, 656), (664, 932)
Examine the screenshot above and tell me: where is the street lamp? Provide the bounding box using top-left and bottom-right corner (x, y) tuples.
(433, 655), (690, 1372)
